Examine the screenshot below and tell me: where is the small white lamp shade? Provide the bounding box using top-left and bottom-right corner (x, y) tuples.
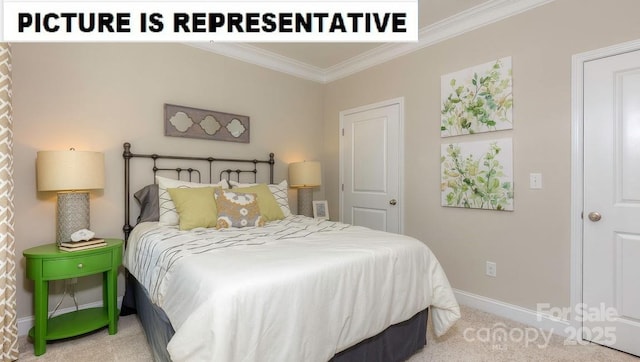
(289, 161), (321, 188)
(37, 150), (104, 191)
(36, 150), (105, 245)
(289, 161), (321, 217)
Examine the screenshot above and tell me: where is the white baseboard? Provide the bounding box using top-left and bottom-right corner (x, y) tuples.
(18, 297), (124, 337)
(453, 289), (574, 337)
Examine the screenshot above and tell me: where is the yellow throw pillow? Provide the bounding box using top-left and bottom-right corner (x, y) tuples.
(231, 184), (285, 221)
(157, 175), (228, 226)
(167, 187), (218, 230)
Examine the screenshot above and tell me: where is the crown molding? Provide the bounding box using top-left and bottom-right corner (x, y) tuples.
(186, 0), (555, 84)
(325, 0), (555, 82)
(186, 42), (327, 82)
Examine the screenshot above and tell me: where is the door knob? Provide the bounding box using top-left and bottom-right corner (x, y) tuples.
(389, 199), (397, 206)
(588, 212), (602, 222)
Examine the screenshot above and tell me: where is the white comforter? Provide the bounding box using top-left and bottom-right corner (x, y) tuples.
(124, 216), (460, 362)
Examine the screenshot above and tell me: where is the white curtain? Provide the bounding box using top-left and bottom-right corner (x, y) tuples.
(0, 43), (19, 361)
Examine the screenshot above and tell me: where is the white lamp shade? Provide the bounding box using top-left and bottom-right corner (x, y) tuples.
(289, 161), (321, 188)
(37, 150), (105, 191)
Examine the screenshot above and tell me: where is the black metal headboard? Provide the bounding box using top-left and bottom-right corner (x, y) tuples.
(123, 142), (275, 242)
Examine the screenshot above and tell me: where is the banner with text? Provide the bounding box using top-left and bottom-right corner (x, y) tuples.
(3, 1), (418, 42)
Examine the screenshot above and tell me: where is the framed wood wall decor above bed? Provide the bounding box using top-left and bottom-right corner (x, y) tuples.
(164, 104), (250, 143)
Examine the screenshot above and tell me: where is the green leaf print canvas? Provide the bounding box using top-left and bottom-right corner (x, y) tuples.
(441, 138), (513, 211)
(441, 57), (513, 137)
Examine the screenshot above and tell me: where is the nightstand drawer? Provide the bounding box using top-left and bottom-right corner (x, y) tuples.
(42, 252), (112, 279)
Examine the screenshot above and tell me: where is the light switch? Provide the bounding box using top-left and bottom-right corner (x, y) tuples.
(529, 173), (542, 189)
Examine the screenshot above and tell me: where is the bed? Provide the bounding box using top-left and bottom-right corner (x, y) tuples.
(120, 142), (460, 362)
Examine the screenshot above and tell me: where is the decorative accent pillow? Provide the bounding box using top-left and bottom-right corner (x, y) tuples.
(134, 184), (160, 223)
(167, 187), (217, 231)
(229, 180), (291, 218)
(157, 175), (229, 226)
(229, 183), (285, 221)
(214, 189), (265, 229)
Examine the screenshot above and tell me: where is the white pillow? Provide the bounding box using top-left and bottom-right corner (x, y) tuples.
(157, 175), (229, 226)
(229, 179), (292, 217)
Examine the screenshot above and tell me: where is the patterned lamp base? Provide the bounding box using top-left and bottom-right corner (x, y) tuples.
(297, 188), (314, 217)
(56, 192), (90, 245)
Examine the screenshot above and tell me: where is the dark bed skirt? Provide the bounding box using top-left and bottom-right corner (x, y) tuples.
(122, 272), (428, 362)
(123, 272), (174, 361)
(330, 309), (427, 362)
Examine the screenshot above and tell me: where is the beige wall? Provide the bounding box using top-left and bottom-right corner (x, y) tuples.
(323, 0), (640, 310)
(12, 43), (324, 319)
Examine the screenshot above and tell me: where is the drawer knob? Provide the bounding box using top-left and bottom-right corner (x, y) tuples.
(77, 263), (84, 269)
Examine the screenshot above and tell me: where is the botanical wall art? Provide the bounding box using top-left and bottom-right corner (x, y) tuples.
(164, 103), (250, 143)
(441, 138), (513, 211)
(441, 57), (513, 137)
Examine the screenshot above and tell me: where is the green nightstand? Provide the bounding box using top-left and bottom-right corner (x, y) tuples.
(23, 238), (123, 356)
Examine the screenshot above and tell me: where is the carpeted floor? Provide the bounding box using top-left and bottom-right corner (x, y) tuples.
(18, 305), (639, 361)
(18, 314), (153, 362)
(408, 306), (638, 362)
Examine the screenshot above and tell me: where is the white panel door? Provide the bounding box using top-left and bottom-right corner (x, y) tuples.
(340, 99), (402, 233)
(583, 49), (640, 356)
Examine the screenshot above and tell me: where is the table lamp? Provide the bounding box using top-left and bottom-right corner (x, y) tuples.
(289, 161), (321, 217)
(36, 149), (105, 245)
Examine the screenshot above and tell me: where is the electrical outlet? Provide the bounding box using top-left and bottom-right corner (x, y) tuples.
(486, 261), (497, 277)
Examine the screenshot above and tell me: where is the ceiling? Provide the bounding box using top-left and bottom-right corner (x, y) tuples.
(187, 0), (553, 83)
